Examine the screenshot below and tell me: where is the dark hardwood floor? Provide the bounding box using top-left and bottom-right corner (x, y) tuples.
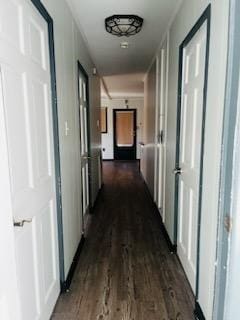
(52, 161), (195, 320)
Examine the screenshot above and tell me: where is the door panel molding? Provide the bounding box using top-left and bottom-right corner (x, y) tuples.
(174, 3), (211, 309)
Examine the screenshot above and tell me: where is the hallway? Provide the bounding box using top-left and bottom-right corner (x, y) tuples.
(52, 161), (194, 320)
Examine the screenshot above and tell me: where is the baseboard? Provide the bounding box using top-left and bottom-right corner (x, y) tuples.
(194, 301), (205, 320)
(158, 214), (177, 253)
(90, 183), (104, 214)
(140, 173), (177, 253)
(61, 235), (85, 293)
(102, 159), (114, 161)
(152, 203), (177, 253)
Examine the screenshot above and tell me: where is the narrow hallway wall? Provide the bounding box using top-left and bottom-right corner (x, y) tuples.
(143, 0), (229, 318)
(40, 0), (101, 280)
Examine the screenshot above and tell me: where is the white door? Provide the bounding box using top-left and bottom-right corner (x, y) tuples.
(177, 22), (207, 291)
(78, 68), (90, 223)
(155, 36), (168, 222)
(0, 0), (60, 319)
(154, 57), (160, 204)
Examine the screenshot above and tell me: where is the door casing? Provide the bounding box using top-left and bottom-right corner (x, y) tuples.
(31, 0), (65, 286)
(174, 4), (211, 301)
(213, 0), (240, 318)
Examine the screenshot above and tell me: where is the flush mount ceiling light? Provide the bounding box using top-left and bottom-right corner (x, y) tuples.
(105, 15), (144, 37)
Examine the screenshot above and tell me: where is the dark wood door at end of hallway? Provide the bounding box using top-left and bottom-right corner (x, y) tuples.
(52, 161), (195, 320)
(113, 109), (137, 160)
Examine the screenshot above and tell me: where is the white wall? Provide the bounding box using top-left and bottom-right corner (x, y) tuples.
(142, 0), (229, 318)
(41, 0), (101, 279)
(101, 98), (144, 160)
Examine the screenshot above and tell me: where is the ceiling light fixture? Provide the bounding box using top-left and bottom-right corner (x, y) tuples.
(105, 15), (144, 37)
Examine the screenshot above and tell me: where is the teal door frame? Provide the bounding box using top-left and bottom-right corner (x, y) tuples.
(213, 0), (240, 318)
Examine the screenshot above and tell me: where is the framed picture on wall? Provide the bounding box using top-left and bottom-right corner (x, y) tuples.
(101, 107), (108, 133)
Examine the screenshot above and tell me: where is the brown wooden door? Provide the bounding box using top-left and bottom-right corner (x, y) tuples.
(113, 109), (137, 160)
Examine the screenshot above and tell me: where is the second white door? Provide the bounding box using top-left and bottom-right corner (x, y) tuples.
(78, 64), (90, 226)
(177, 22), (207, 291)
(155, 35), (169, 222)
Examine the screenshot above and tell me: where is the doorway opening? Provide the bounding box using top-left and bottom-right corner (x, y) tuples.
(113, 109), (137, 160)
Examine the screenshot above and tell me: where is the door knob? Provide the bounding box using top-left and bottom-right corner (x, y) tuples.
(173, 167), (182, 175)
(13, 219), (32, 227)
(159, 130), (164, 144)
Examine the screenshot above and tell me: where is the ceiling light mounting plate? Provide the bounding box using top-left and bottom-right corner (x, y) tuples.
(120, 41), (129, 49)
(105, 14), (144, 37)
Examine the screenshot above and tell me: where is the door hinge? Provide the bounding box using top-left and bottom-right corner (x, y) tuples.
(224, 215), (232, 233)
(157, 130), (164, 144)
(160, 130), (164, 144)
(172, 167), (182, 175)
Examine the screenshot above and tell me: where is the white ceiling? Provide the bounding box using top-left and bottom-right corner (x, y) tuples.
(66, 0), (181, 98)
(101, 73), (145, 99)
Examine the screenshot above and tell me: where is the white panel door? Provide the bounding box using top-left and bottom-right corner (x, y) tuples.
(154, 57), (160, 204)
(155, 36), (168, 223)
(177, 22), (207, 291)
(0, 0), (60, 319)
(78, 69), (90, 223)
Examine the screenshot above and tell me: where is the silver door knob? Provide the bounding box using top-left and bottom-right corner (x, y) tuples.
(173, 167), (182, 175)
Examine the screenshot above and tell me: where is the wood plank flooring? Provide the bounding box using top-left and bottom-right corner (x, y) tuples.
(52, 161), (195, 320)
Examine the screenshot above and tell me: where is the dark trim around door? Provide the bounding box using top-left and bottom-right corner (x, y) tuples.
(30, 0), (65, 287)
(174, 4), (211, 317)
